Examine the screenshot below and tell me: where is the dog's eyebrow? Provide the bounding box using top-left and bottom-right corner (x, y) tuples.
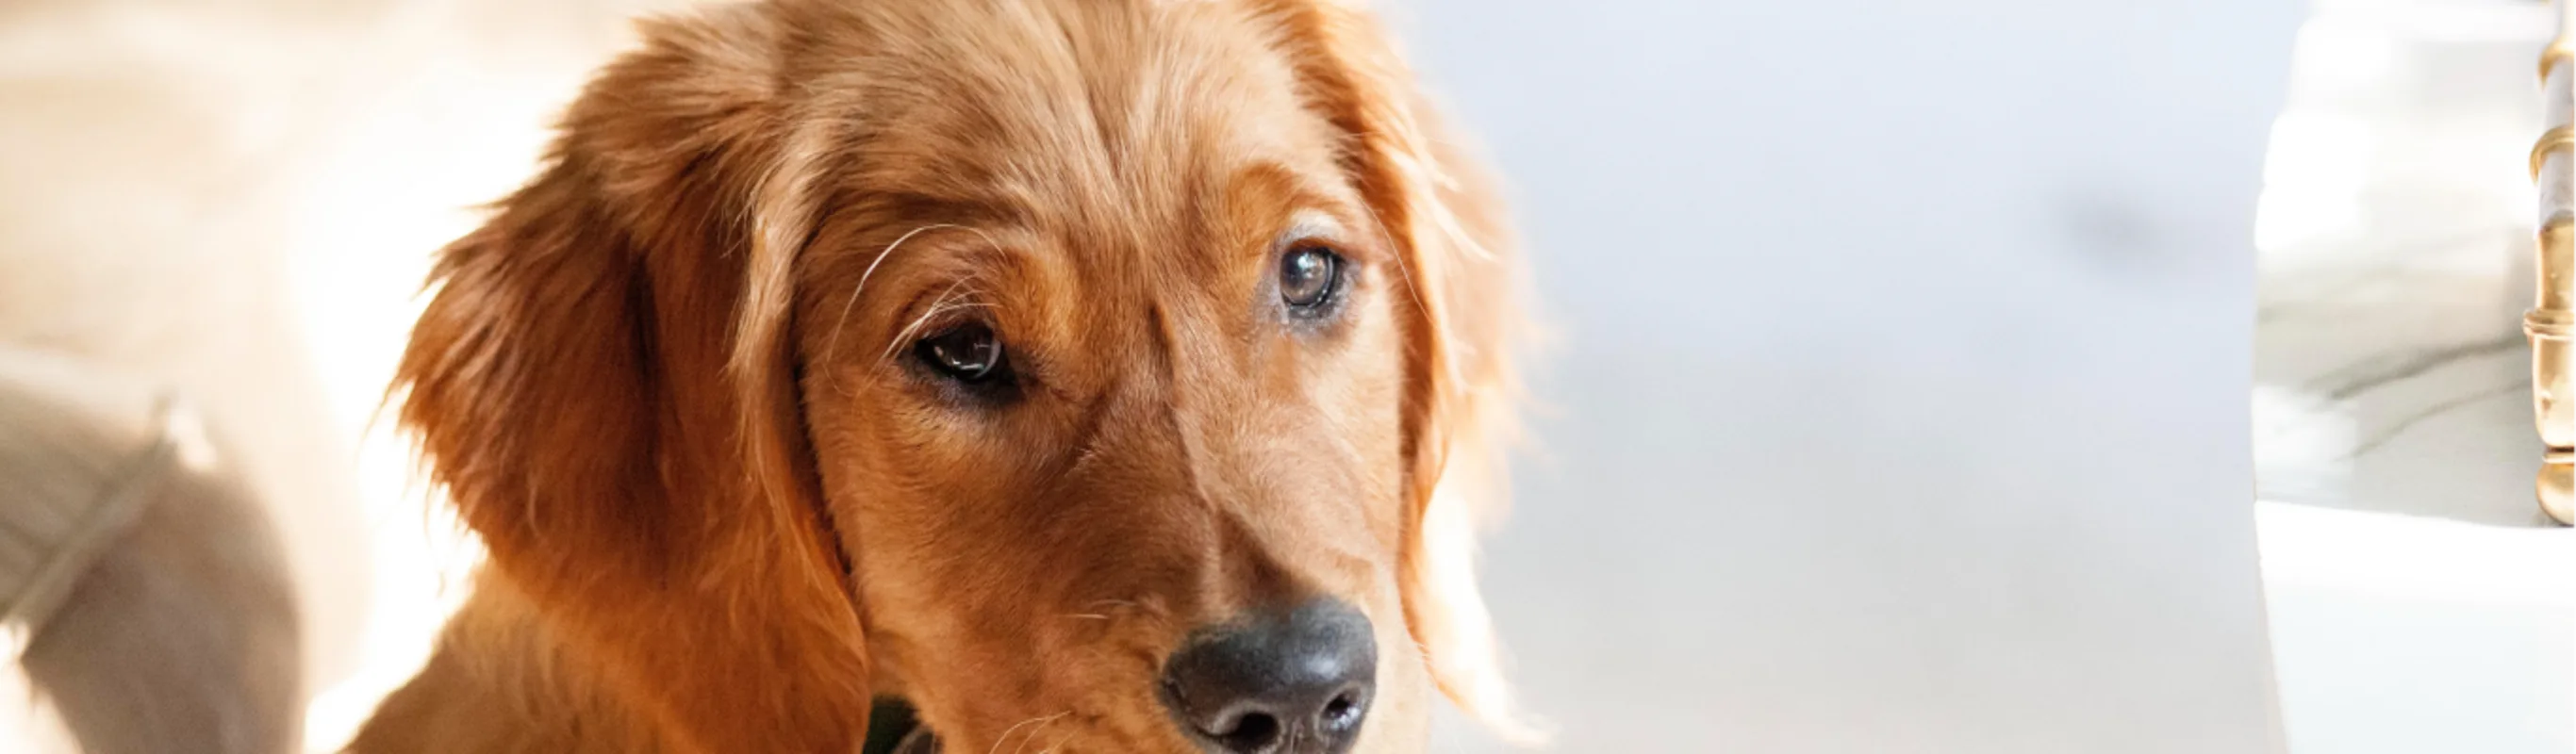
(841, 189), (1023, 234)
(1276, 209), (1347, 249)
(1273, 207), (1396, 270)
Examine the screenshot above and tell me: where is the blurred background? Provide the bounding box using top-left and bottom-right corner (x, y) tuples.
(0, 0), (2567, 752)
(2245, 0), (2574, 752)
(1398, 0), (2291, 752)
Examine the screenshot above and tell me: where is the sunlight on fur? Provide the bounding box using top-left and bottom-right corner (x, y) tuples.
(1, 2), (687, 750)
(275, 12), (680, 751)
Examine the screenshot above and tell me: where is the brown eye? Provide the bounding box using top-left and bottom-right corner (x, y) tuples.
(916, 322), (1005, 383)
(1280, 245), (1343, 311)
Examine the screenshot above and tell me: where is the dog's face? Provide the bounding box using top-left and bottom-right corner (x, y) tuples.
(394, 1), (1526, 752)
(797, 12), (1422, 748)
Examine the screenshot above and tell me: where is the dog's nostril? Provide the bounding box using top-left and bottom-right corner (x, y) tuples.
(1211, 711), (1284, 751)
(1319, 688), (1362, 731)
(1158, 599), (1378, 754)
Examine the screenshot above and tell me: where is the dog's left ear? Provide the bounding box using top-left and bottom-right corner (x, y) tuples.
(391, 6), (870, 750)
(1261, 0), (1542, 742)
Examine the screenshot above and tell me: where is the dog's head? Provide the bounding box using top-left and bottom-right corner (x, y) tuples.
(396, 1), (1527, 751)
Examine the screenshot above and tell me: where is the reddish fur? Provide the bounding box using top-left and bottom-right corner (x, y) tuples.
(349, 1), (1527, 751)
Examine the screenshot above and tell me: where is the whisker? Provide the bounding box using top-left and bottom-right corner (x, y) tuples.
(1037, 728), (1074, 754)
(1008, 714), (1064, 754)
(987, 711), (1070, 754)
(874, 273), (985, 362)
(882, 300), (995, 363)
(824, 222), (960, 365)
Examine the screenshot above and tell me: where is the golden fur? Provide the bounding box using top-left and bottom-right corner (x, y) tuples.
(350, 1), (1528, 750)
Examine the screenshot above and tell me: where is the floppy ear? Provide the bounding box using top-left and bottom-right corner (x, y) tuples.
(393, 7), (870, 751)
(1261, 0), (1542, 742)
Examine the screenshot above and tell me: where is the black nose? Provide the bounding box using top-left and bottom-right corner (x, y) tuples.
(1158, 599), (1378, 754)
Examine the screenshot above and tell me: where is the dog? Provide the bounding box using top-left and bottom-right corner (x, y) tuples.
(348, 0), (1531, 751)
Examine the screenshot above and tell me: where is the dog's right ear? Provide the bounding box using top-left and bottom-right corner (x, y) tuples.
(393, 6), (873, 750)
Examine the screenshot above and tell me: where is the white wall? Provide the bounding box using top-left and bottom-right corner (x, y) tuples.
(1390, 2), (2301, 751)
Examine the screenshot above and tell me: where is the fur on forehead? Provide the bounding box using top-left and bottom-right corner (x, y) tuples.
(758, 3), (1365, 242)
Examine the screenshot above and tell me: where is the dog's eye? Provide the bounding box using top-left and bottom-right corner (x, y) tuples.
(1279, 245), (1343, 311)
(915, 323), (1006, 383)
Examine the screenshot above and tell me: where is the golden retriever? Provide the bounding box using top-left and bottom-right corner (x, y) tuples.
(349, 0), (1529, 751)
